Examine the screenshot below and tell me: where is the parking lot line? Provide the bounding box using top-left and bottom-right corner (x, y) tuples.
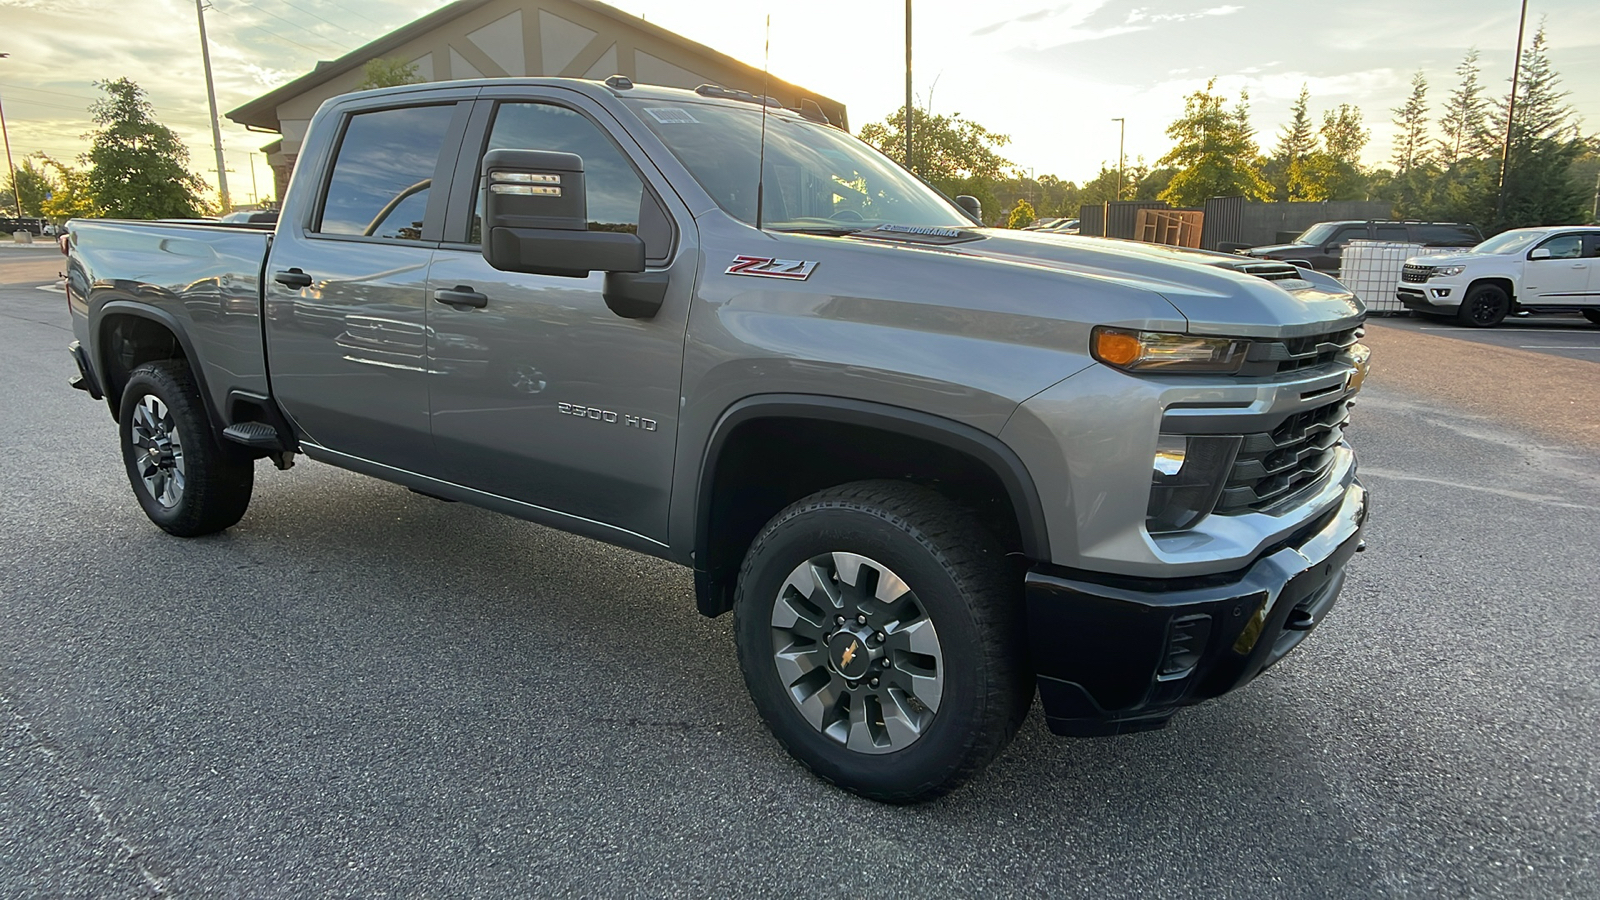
(1418, 327), (1594, 333)
(1517, 345), (1600, 350)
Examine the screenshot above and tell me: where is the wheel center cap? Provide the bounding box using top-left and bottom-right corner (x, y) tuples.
(828, 630), (872, 680)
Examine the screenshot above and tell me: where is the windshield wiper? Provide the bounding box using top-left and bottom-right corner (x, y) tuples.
(769, 225), (869, 236)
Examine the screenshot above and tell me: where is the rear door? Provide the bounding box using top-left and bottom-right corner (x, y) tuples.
(264, 92), (476, 470)
(422, 88), (694, 543)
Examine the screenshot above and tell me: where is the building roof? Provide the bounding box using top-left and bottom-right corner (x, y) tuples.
(227, 0), (846, 132)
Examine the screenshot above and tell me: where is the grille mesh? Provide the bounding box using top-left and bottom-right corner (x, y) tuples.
(1401, 264), (1433, 284)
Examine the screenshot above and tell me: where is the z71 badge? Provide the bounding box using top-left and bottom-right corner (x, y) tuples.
(725, 256), (818, 280)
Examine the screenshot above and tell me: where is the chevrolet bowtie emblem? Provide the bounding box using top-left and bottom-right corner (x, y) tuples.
(841, 640), (859, 668)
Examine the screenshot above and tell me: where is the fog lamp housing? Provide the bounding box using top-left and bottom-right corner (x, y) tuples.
(1147, 434), (1241, 533)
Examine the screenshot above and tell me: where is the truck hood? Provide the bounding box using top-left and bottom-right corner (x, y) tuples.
(1245, 243), (1313, 257)
(843, 228), (1364, 338)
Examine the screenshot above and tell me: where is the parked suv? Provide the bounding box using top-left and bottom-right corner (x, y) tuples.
(1245, 221), (1483, 272)
(1397, 226), (1600, 327)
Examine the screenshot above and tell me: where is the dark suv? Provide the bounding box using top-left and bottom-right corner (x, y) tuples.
(1244, 221), (1483, 272)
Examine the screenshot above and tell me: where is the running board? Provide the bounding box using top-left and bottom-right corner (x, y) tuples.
(222, 421), (287, 450)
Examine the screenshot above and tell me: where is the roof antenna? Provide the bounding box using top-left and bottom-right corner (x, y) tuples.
(755, 14), (770, 231)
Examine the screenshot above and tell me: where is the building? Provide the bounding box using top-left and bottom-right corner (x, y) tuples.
(226, 0), (848, 201)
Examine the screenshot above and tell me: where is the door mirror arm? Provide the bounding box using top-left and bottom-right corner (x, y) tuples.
(604, 270), (670, 319)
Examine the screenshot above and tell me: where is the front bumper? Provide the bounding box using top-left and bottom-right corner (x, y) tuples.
(1397, 284), (1460, 312)
(1025, 480), (1368, 737)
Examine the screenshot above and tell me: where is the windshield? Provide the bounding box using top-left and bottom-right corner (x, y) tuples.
(1472, 230), (1545, 255)
(624, 99), (970, 232)
(1294, 223), (1337, 245)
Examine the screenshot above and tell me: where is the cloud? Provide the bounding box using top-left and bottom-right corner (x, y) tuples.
(972, 1), (1244, 48)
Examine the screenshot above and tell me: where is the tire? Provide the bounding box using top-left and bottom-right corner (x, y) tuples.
(1582, 310), (1600, 327)
(1456, 284), (1511, 327)
(118, 360), (253, 536)
(733, 480), (1032, 803)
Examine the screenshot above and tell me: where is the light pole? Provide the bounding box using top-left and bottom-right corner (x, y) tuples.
(0, 52), (22, 219)
(904, 0), (912, 175)
(195, 0), (231, 213)
(1111, 117), (1126, 201)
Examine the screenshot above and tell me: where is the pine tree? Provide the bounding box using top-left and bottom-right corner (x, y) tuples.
(1391, 72), (1430, 173)
(1437, 49), (1493, 163)
(1268, 85), (1316, 200)
(1491, 25), (1589, 228)
(1309, 105), (1370, 201)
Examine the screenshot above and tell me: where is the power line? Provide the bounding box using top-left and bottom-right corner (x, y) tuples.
(272, 0), (360, 36)
(0, 83), (99, 103)
(228, 0), (354, 53)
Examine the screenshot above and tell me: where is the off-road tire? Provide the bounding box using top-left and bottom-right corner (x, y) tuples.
(733, 480), (1032, 803)
(119, 360), (253, 536)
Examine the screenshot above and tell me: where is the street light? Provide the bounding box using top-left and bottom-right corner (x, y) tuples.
(1111, 117), (1126, 201)
(0, 52), (22, 218)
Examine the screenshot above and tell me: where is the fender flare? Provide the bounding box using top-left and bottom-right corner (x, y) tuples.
(91, 299), (227, 439)
(694, 394), (1052, 571)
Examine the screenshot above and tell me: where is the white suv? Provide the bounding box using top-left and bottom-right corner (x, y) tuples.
(1397, 226), (1600, 327)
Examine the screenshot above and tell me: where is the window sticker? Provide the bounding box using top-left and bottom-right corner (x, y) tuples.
(644, 107), (700, 124)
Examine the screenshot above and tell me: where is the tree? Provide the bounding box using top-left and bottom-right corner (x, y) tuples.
(1268, 85), (1317, 200)
(859, 106), (1013, 221)
(1491, 25), (1589, 229)
(36, 155), (98, 221)
(1437, 49), (1494, 164)
(1314, 104), (1371, 200)
(86, 78), (210, 219)
(1391, 72), (1430, 173)
(2, 158), (55, 217)
(1007, 198), (1036, 229)
(1156, 79), (1271, 206)
(355, 57), (422, 91)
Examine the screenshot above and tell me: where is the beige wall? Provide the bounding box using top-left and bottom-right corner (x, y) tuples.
(263, 0), (840, 200)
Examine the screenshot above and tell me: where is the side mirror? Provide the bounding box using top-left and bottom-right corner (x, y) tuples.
(481, 149), (644, 278)
(1528, 248), (1552, 260)
(954, 195), (983, 222)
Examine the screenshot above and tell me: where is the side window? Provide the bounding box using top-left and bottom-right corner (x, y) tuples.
(1329, 226), (1366, 247)
(471, 102), (664, 256)
(1584, 235), (1600, 259)
(317, 104), (457, 241)
(1375, 225), (1408, 241)
(1417, 225), (1475, 246)
(1537, 234), (1584, 259)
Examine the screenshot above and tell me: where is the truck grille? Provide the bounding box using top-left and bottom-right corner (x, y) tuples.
(1238, 327), (1362, 376)
(1215, 399), (1350, 513)
(1401, 264), (1433, 283)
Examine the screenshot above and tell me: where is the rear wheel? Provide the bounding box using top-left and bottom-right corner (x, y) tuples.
(119, 361), (253, 536)
(1582, 310), (1600, 327)
(733, 480), (1031, 803)
(1457, 284), (1511, 327)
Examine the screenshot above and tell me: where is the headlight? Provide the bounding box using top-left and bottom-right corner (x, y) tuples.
(1092, 327), (1248, 374)
(1147, 434), (1241, 532)
(1431, 265), (1465, 278)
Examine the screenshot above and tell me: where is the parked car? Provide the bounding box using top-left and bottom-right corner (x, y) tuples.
(64, 77), (1370, 802)
(1244, 220), (1483, 272)
(1396, 226), (1600, 327)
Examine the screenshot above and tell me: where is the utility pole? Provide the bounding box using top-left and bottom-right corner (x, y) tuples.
(1494, 0), (1529, 224)
(1112, 117), (1126, 201)
(0, 53), (21, 219)
(904, 0), (912, 175)
(195, 0), (231, 213)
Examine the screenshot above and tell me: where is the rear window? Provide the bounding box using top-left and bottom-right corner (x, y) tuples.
(317, 104), (457, 241)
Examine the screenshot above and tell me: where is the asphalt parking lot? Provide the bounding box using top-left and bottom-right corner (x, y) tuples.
(1373, 311), (1600, 363)
(2, 244), (1598, 898)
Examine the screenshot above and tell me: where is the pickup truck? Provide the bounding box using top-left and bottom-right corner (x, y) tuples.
(64, 77), (1370, 803)
(1397, 225), (1600, 326)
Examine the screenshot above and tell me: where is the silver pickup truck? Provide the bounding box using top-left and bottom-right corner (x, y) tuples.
(64, 77), (1370, 802)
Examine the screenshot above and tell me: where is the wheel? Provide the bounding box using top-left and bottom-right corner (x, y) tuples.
(119, 360), (253, 536)
(1582, 310), (1600, 327)
(1456, 284), (1511, 327)
(733, 480), (1031, 803)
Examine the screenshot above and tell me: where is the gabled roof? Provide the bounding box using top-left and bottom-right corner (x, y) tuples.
(227, 0), (846, 131)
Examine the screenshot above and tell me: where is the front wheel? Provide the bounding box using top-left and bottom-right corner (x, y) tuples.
(119, 360), (254, 536)
(734, 481), (1031, 803)
(1457, 284), (1511, 327)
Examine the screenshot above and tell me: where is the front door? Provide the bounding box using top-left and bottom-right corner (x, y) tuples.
(265, 99), (471, 471)
(424, 93), (692, 542)
(1523, 233), (1592, 305)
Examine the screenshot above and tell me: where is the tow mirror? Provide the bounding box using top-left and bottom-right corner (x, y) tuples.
(481, 149), (644, 278)
(1528, 248), (1552, 260)
(955, 195), (983, 221)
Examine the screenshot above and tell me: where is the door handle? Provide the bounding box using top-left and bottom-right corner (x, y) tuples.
(274, 268), (313, 288)
(434, 285), (488, 309)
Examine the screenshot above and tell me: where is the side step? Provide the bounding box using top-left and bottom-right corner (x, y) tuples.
(222, 421), (287, 450)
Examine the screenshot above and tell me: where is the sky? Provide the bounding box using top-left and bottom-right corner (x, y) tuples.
(1, 0), (1597, 206)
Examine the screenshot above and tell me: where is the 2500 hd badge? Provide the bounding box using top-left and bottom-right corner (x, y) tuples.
(558, 402), (658, 432)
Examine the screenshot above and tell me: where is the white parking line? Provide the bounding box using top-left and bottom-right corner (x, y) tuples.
(1518, 345), (1600, 350)
(1418, 327), (1593, 333)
